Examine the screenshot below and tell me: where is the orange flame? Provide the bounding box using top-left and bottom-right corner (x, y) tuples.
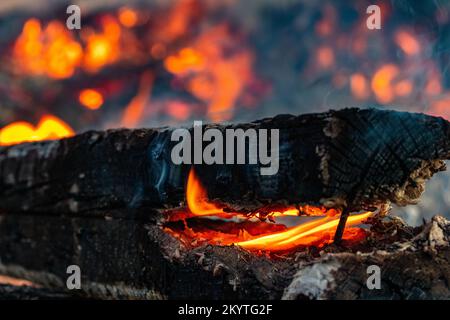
(0, 115), (74, 146)
(13, 19), (82, 79)
(350, 73), (369, 100)
(155, 0), (198, 42)
(316, 46), (335, 69)
(118, 7), (138, 28)
(83, 16), (121, 72)
(13, 16), (122, 78)
(0, 275), (37, 287)
(371, 64), (399, 104)
(79, 89), (104, 110)
(236, 212), (371, 251)
(394, 79), (413, 97)
(429, 95), (450, 120)
(164, 25), (254, 122)
(173, 168), (371, 252)
(186, 168), (226, 217)
(120, 71), (154, 128)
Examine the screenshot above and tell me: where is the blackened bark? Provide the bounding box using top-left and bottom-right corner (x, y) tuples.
(0, 210), (448, 299)
(0, 108), (449, 216)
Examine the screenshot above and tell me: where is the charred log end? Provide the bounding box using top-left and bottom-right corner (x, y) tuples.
(392, 159), (447, 206)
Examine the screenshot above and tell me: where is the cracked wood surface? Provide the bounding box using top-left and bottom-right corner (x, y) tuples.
(1, 108), (449, 216)
(0, 211), (448, 299)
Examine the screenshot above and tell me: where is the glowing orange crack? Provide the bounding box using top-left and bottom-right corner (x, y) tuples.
(235, 211), (372, 251)
(182, 168), (371, 251)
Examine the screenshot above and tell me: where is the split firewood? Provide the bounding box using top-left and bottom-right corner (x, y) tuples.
(0, 209), (448, 299)
(1, 108), (450, 299)
(1, 108), (449, 216)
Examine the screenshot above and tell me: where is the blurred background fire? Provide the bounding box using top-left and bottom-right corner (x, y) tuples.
(0, 0), (449, 224)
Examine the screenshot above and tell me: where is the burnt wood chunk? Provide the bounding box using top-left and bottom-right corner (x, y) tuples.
(0, 211), (448, 299)
(1, 108), (449, 216)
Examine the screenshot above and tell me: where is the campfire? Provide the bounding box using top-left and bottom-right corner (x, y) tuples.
(0, 0), (450, 301)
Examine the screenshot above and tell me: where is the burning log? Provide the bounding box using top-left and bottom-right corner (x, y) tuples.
(1, 108), (449, 215)
(0, 210), (448, 299)
(0, 107), (450, 299)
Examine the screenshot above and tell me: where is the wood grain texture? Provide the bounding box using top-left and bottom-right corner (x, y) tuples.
(1, 108), (449, 216)
(0, 211), (448, 299)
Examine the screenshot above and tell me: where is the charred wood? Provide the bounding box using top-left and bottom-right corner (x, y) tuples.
(1, 108), (449, 217)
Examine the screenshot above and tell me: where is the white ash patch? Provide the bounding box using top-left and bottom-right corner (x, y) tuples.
(411, 215), (450, 252)
(70, 183), (79, 194)
(282, 258), (340, 300)
(68, 199), (79, 213)
(323, 117), (342, 138)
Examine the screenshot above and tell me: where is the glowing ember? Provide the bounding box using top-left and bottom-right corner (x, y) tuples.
(371, 64), (399, 104)
(350, 73), (370, 100)
(164, 47), (205, 74)
(120, 71), (154, 128)
(118, 7), (139, 28)
(0, 115), (74, 146)
(13, 18), (82, 79)
(236, 212), (371, 251)
(164, 25), (255, 122)
(79, 89), (104, 110)
(430, 96), (450, 120)
(0, 275), (37, 287)
(166, 101), (191, 121)
(83, 16), (121, 72)
(395, 30), (420, 56)
(316, 46), (335, 69)
(164, 168), (371, 252)
(394, 80), (413, 97)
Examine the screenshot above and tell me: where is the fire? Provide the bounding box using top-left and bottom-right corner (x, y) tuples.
(13, 15), (122, 78)
(155, 0), (199, 41)
(118, 7), (138, 28)
(236, 212), (371, 251)
(83, 16), (121, 72)
(371, 64), (399, 104)
(350, 73), (370, 100)
(166, 101), (191, 121)
(79, 89), (104, 110)
(10, 2), (262, 126)
(164, 25), (255, 122)
(395, 30), (420, 56)
(13, 18), (82, 79)
(165, 168), (371, 252)
(430, 96), (450, 120)
(165, 48), (205, 74)
(394, 80), (413, 97)
(0, 275), (37, 287)
(0, 115), (74, 146)
(120, 71), (154, 128)
(316, 46), (335, 69)
(186, 168), (225, 216)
